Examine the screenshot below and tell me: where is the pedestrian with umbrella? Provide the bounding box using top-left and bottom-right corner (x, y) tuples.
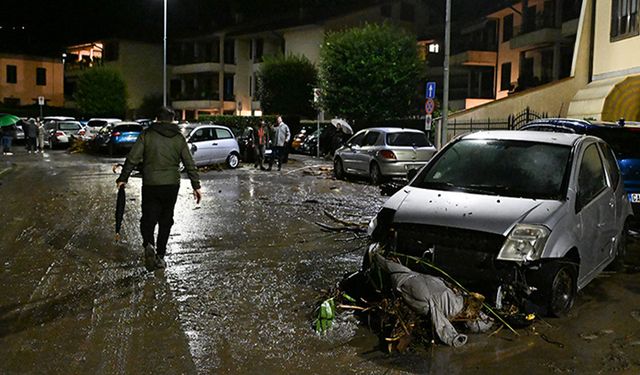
(0, 114), (20, 155)
(116, 107), (202, 271)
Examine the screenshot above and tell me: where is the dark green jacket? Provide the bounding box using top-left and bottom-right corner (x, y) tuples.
(116, 122), (201, 189)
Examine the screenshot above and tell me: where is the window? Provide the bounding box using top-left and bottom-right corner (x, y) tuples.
(363, 131), (380, 146)
(600, 143), (620, 189)
(500, 62), (512, 91)
(612, 0), (640, 39)
(348, 132), (366, 147)
(36, 68), (46, 86)
(577, 144), (607, 211)
(503, 14), (514, 42)
(191, 128), (214, 142)
(224, 39), (235, 64)
(6, 65), (17, 84)
(255, 38), (264, 62)
(214, 128), (233, 139)
(223, 74), (234, 100)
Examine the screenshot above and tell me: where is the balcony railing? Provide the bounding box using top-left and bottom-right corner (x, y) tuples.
(451, 39), (498, 55)
(64, 59), (104, 72)
(514, 13), (557, 37)
(172, 92), (220, 101)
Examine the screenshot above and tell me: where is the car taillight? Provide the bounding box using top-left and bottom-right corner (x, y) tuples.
(55, 131), (64, 137)
(378, 150), (397, 160)
(112, 132), (121, 136)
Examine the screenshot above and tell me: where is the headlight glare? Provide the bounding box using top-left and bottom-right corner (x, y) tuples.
(498, 224), (550, 262)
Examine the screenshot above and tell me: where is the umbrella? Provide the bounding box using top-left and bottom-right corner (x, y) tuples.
(0, 114), (20, 127)
(115, 185), (126, 241)
(330, 118), (353, 134)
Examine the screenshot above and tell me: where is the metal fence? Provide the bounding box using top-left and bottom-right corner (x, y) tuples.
(445, 107), (548, 139)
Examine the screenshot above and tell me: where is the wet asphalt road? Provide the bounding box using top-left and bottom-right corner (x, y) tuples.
(1, 149), (639, 374)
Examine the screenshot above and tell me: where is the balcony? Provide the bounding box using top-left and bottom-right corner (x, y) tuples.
(450, 51), (497, 67)
(510, 13), (561, 49)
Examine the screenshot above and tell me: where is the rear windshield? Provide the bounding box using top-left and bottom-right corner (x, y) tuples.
(386, 132), (430, 147)
(589, 127), (640, 159)
(59, 122), (81, 131)
(114, 125), (142, 132)
(87, 120), (107, 128)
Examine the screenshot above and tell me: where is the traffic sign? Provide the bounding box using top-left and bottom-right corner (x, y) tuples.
(425, 114), (433, 130)
(38, 96), (45, 106)
(425, 98), (435, 115)
(426, 82), (436, 99)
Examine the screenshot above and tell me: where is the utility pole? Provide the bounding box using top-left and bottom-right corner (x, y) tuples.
(440, 0), (451, 148)
(163, 0), (168, 107)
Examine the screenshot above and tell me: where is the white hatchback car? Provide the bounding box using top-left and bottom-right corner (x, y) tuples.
(182, 124), (240, 168)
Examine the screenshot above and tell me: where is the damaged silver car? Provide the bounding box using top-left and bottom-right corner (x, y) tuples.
(368, 131), (632, 317)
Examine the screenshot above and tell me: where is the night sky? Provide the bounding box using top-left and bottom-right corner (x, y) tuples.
(2, 0), (505, 57)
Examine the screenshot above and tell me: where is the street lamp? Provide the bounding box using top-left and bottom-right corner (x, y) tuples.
(163, 0), (168, 107)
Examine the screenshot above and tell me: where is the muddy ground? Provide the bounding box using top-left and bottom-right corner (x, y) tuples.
(0, 149), (639, 374)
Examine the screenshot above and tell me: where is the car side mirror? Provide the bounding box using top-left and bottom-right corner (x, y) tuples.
(190, 143), (198, 153)
(406, 168), (418, 181)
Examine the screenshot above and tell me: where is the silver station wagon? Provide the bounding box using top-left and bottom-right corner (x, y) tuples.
(333, 127), (436, 184)
(368, 131), (632, 316)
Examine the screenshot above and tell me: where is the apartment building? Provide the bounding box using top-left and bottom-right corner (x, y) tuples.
(169, 0), (431, 120)
(448, 0), (640, 126)
(0, 53), (64, 107)
(64, 39), (163, 115)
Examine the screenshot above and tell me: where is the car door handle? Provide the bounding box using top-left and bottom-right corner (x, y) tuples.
(212, 142), (218, 146)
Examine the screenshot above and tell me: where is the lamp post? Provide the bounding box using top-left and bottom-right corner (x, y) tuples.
(163, 0), (168, 107)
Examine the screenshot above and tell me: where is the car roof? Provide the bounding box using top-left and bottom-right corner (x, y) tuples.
(88, 118), (122, 123)
(113, 121), (141, 126)
(356, 127), (424, 134)
(462, 130), (583, 146)
(44, 116), (75, 121)
(186, 124), (231, 130)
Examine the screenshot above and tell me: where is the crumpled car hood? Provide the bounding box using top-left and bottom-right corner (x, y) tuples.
(387, 187), (563, 235)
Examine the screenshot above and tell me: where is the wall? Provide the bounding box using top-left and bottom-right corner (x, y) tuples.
(283, 26), (325, 65)
(0, 54), (64, 107)
(592, 0), (640, 80)
(107, 41), (163, 110)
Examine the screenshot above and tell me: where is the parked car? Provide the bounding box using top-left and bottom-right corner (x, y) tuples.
(93, 122), (143, 155)
(521, 118), (640, 219)
(367, 130), (631, 317)
(84, 118), (121, 140)
(44, 120), (83, 148)
(334, 127), (436, 184)
(181, 124), (240, 168)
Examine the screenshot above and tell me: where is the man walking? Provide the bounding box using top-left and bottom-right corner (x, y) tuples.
(116, 107), (202, 270)
(273, 116), (290, 171)
(254, 120), (269, 170)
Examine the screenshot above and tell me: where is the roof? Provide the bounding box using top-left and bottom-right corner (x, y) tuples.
(462, 130), (583, 146)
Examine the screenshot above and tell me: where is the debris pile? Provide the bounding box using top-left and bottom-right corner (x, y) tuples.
(314, 244), (528, 351)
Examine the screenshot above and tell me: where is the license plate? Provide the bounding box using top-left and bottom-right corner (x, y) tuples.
(629, 193), (640, 203)
(404, 163), (424, 170)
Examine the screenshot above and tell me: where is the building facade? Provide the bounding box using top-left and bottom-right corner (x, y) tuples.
(169, 0), (430, 120)
(0, 53), (64, 107)
(64, 40), (163, 116)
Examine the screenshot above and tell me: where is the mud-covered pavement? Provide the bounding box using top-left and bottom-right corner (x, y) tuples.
(1, 150), (640, 374)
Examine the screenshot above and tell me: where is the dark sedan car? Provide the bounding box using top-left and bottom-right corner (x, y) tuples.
(94, 122), (143, 155)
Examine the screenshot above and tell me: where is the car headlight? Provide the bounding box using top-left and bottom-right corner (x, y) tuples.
(497, 224), (550, 262)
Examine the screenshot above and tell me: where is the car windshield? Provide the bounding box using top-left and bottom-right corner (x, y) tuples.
(59, 122), (80, 131)
(589, 127), (640, 159)
(386, 132), (430, 147)
(412, 139), (572, 200)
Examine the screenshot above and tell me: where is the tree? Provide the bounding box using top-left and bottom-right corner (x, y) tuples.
(257, 54), (318, 118)
(319, 23), (424, 122)
(74, 67), (128, 118)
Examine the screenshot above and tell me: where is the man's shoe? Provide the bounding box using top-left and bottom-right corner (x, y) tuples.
(144, 244), (156, 270)
(154, 255), (166, 269)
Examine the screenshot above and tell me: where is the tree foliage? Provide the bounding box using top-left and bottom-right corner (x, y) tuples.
(257, 54), (318, 118)
(74, 67), (128, 118)
(319, 23), (424, 122)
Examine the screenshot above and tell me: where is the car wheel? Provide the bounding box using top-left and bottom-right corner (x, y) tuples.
(334, 158), (345, 180)
(530, 260), (577, 317)
(227, 153), (239, 169)
(370, 162), (384, 185)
